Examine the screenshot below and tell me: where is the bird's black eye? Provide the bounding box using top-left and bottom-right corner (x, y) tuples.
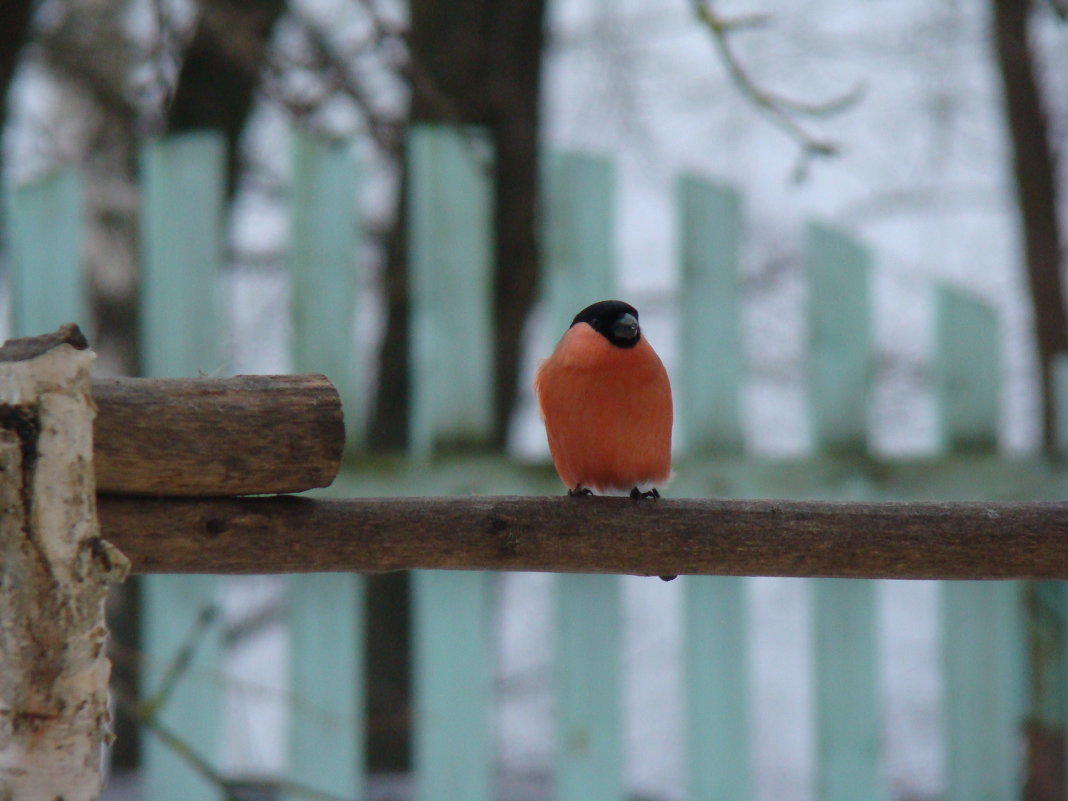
(571, 300), (642, 349)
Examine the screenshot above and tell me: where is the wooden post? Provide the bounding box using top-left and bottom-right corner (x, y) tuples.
(0, 325), (128, 800)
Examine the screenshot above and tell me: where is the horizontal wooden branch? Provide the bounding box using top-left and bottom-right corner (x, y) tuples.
(92, 374), (343, 496)
(97, 495), (1068, 579)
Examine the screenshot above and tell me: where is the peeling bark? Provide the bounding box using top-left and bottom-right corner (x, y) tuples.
(0, 326), (128, 800)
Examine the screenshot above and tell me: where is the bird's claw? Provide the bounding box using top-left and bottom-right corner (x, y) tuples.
(630, 487), (660, 500)
(568, 486), (594, 497)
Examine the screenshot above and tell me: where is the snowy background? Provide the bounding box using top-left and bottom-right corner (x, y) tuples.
(5, 1), (1067, 799)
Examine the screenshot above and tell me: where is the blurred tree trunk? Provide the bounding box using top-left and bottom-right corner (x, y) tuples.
(368, 0), (547, 451)
(0, 1), (34, 142)
(993, 5), (1068, 801)
(166, 0), (287, 194)
(991, 0), (1067, 457)
(38, 1), (141, 377)
(364, 0), (547, 776)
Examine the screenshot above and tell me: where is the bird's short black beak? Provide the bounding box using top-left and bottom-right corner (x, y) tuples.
(613, 313), (639, 341)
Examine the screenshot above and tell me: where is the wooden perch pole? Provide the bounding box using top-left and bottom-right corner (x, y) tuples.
(92, 373), (343, 496)
(97, 494), (1068, 580)
(0, 325), (128, 801)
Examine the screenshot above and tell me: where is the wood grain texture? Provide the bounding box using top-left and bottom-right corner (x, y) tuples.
(92, 374), (343, 496)
(97, 495), (1068, 578)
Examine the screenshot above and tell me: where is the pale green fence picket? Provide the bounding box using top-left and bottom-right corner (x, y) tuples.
(812, 578), (882, 800)
(555, 574), (623, 801)
(285, 131), (364, 801)
(5, 168), (87, 336)
(543, 151), (615, 339)
(806, 222), (872, 453)
(289, 130), (361, 451)
(141, 576), (222, 801)
(413, 570), (493, 801)
(935, 288), (999, 452)
(942, 581), (1023, 801)
(408, 124), (494, 456)
(141, 134), (224, 378)
(284, 574), (364, 801)
(678, 176), (744, 455)
(677, 175), (750, 800)
(140, 132), (226, 801)
(407, 124), (495, 801)
(935, 286), (1023, 800)
(542, 151), (624, 801)
(684, 576), (751, 801)
(806, 223), (885, 801)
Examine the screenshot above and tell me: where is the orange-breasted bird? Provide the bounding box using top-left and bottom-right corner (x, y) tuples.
(534, 299), (673, 500)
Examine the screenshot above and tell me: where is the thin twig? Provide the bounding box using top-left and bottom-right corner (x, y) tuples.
(116, 690), (357, 801)
(692, 0), (864, 180)
(138, 603), (219, 720)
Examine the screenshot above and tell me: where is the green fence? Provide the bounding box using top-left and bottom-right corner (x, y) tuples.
(4, 124), (1067, 801)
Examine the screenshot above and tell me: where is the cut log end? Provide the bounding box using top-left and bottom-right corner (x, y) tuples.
(92, 373), (345, 496)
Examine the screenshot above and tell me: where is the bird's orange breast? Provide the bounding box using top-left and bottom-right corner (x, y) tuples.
(534, 323), (673, 494)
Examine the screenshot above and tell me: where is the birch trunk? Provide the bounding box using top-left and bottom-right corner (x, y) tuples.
(0, 325), (129, 800)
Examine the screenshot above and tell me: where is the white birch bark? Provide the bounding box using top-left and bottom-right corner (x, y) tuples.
(0, 328), (129, 800)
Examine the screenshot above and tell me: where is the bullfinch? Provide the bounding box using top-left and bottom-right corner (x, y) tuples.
(534, 299), (673, 501)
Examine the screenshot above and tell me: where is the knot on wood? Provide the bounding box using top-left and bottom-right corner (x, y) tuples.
(88, 537), (130, 584)
(488, 515), (520, 557)
(204, 518), (228, 537)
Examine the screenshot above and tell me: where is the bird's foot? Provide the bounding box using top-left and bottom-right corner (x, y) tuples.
(568, 486), (594, 497)
(659, 575), (677, 582)
(629, 487), (660, 500)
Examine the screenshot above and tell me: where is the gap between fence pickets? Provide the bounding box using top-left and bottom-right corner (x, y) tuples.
(0, 325), (129, 801)
(95, 494), (1068, 580)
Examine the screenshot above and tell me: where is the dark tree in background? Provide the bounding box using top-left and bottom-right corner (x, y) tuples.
(0, 2), (34, 142)
(166, 0), (287, 192)
(369, 0), (548, 452)
(365, 0), (548, 770)
(991, 0), (1068, 459)
(992, 5), (1068, 798)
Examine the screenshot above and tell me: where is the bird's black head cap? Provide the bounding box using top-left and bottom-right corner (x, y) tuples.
(571, 300), (641, 348)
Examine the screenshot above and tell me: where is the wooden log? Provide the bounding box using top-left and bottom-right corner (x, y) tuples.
(97, 495), (1068, 579)
(91, 374), (344, 496)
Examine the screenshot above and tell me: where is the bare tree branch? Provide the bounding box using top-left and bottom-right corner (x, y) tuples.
(692, 0), (864, 179)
